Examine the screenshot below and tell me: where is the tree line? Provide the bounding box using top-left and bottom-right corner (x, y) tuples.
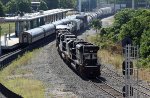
(99, 8), (150, 67)
(0, 0), (77, 17)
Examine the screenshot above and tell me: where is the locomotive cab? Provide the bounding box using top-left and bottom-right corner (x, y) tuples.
(76, 43), (100, 77)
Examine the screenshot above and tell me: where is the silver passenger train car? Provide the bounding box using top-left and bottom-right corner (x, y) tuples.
(19, 24), (55, 44)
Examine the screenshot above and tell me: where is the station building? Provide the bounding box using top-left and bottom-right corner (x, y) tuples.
(0, 9), (72, 50)
(4, 9), (72, 37)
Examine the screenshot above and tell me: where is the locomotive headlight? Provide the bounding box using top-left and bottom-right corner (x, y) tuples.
(90, 50), (93, 52)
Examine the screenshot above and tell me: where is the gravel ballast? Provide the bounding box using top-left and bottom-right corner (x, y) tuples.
(23, 41), (111, 98)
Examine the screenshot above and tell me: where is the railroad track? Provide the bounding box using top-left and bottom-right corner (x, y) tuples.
(0, 47), (25, 70)
(103, 65), (150, 92)
(0, 48), (22, 60)
(102, 65), (150, 98)
(0, 34), (56, 70)
(56, 48), (122, 97)
(59, 52), (148, 98)
(90, 77), (123, 98)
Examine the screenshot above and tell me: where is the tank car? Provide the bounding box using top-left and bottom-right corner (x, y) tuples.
(100, 7), (113, 16)
(69, 18), (84, 32)
(86, 12), (98, 23)
(76, 15), (88, 28)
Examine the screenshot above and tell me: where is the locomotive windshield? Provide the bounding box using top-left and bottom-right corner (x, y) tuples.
(84, 53), (97, 60)
(83, 53), (98, 66)
(83, 46), (99, 53)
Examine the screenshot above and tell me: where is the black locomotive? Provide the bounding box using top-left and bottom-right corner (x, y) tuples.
(56, 29), (100, 78)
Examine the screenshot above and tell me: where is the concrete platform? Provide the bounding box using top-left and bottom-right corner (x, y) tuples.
(1, 33), (19, 50)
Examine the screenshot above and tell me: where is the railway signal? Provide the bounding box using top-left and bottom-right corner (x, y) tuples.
(0, 26), (1, 55)
(121, 37), (136, 98)
(123, 85), (133, 97)
(122, 60), (133, 75)
(122, 37), (132, 55)
(122, 44), (140, 98)
(78, 0), (82, 12)
(121, 37), (132, 48)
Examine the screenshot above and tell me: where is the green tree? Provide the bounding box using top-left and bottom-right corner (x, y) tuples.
(17, 0), (31, 13)
(119, 17), (144, 45)
(59, 0), (76, 8)
(118, 9), (150, 44)
(140, 29), (150, 58)
(1, 0), (10, 5)
(91, 19), (102, 32)
(6, 0), (17, 14)
(6, 0), (32, 13)
(39, 0), (48, 10)
(0, 1), (5, 17)
(114, 9), (135, 32)
(45, 0), (59, 9)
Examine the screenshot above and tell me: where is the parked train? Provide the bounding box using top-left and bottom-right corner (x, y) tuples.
(19, 7), (114, 44)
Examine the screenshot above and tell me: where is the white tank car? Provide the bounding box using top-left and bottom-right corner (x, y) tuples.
(100, 7), (113, 16)
(67, 15), (84, 32)
(86, 7), (113, 23)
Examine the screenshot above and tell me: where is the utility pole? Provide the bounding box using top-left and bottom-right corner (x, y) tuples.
(114, 0), (116, 13)
(132, 0), (135, 9)
(9, 24), (11, 40)
(78, 0), (82, 12)
(89, 0), (90, 11)
(0, 26), (1, 56)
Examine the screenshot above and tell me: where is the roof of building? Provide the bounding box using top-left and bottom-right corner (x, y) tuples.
(4, 9), (72, 22)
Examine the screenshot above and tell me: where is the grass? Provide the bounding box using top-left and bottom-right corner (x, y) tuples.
(3, 78), (45, 98)
(98, 49), (123, 71)
(98, 48), (150, 82)
(87, 35), (123, 70)
(0, 49), (45, 98)
(88, 34), (150, 82)
(138, 68), (150, 82)
(0, 22), (15, 36)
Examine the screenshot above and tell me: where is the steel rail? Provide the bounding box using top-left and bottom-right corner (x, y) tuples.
(89, 77), (123, 98)
(102, 65), (150, 97)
